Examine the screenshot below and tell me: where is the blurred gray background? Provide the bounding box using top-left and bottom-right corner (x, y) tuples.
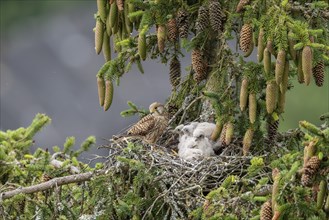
(1, 1), (328, 158)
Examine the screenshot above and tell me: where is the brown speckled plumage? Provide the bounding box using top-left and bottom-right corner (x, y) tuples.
(127, 102), (168, 144)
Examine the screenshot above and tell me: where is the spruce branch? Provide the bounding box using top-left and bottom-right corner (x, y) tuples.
(289, 4), (329, 19)
(0, 170), (106, 200)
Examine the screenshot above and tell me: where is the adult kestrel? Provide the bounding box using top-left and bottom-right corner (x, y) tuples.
(127, 102), (169, 144)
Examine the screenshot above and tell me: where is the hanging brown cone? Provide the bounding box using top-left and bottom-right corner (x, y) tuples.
(236, 0), (250, 13)
(116, 0), (124, 11)
(138, 31), (146, 60)
(95, 18), (104, 55)
(219, 123), (228, 147)
(97, 76), (106, 107)
(192, 49), (207, 83)
(240, 24), (253, 54)
(209, 0), (224, 32)
(266, 40), (276, 56)
(97, 0), (107, 23)
(103, 31), (111, 62)
(260, 200), (272, 220)
(225, 122), (234, 145)
(211, 121), (222, 142)
(257, 28), (265, 62)
(280, 60), (289, 94)
(275, 50), (286, 85)
(263, 48), (271, 77)
(266, 117), (279, 144)
(266, 80), (277, 114)
(177, 9), (189, 38)
(240, 78), (249, 111)
(297, 51), (304, 83)
(242, 128), (254, 156)
(167, 18), (178, 42)
(244, 41), (254, 58)
(305, 156), (321, 174)
(301, 156), (321, 187)
(301, 173), (313, 187)
(249, 93), (257, 124)
(104, 79), (114, 111)
(169, 57), (181, 90)
(302, 46), (312, 86)
(313, 60), (325, 87)
(157, 25), (166, 53)
(195, 6), (209, 33)
(288, 31), (297, 62)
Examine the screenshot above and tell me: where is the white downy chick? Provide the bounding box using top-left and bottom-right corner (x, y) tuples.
(178, 136), (204, 160)
(193, 122), (216, 139)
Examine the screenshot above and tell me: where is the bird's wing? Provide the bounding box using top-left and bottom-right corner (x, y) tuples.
(127, 114), (156, 136)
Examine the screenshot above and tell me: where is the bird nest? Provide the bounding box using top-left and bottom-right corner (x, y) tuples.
(100, 133), (271, 219)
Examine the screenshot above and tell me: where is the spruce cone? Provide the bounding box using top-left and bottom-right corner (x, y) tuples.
(219, 123), (228, 147)
(312, 60), (324, 87)
(302, 46), (312, 86)
(97, 76), (106, 107)
(211, 122), (222, 142)
(288, 31), (297, 62)
(209, 1), (225, 32)
(169, 57), (181, 90)
(240, 78), (249, 111)
(305, 156), (321, 175)
(275, 50), (286, 85)
(249, 93), (257, 124)
(280, 60), (289, 94)
(266, 40), (276, 56)
(138, 32), (146, 60)
(243, 128), (254, 156)
(177, 9), (189, 38)
(260, 201), (273, 220)
(301, 173), (313, 187)
(297, 51), (304, 83)
(236, 0), (250, 13)
(225, 122), (234, 145)
(104, 79), (114, 111)
(157, 25), (166, 53)
(240, 24), (253, 54)
(95, 18), (104, 54)
(103, 31), (111, 62)
(167, 18), (178, 42)
(263, 47), (271, 77)
(192, 49), (207, 83)
(266, 117), (279, 144)
(196, 6), (209, 33)
(266, 80), (277, 114)
(257, 28), (265, 62)
(302, 156), (321, 186)
(97, 0), (107, 23)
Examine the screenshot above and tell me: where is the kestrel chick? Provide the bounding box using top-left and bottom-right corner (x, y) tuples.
(127, 102), (168, 144)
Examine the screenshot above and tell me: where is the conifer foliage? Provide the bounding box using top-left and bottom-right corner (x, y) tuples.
(1, 0), (329, 219)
